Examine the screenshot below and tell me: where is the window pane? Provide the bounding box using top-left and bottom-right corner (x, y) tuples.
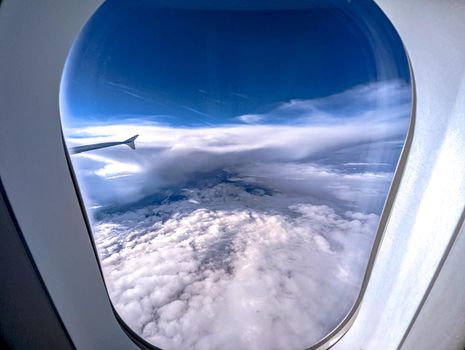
(60, 1), (411, 349)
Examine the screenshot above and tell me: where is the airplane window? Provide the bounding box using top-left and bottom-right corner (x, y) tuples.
(60, 1), (411, 349)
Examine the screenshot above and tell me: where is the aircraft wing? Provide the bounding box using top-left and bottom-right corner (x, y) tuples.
(69, 134), (139, 154)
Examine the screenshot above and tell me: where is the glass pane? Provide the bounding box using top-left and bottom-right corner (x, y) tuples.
(60, 1), (411, 349)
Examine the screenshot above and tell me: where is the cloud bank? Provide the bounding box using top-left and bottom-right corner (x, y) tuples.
(95, 184), (378, 350)
(66, 80), (410, 213)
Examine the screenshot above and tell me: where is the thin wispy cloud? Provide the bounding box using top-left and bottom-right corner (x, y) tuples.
(233, 80), (410, 126)
(237, 114), (264, 124)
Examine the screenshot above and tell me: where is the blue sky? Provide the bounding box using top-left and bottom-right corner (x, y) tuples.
(61, 0), (409, 128)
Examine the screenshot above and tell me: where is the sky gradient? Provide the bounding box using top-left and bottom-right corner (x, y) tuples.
(62, 0), (409, 128)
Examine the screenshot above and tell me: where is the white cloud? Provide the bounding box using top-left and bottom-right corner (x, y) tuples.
(237, 114), (264, 124)
(94, 184), (379, 350)
(232, 79), (411, 126)
(233, 162), (393, 213)
(65, 80), (409, 209)
(77, 153), (142, 178)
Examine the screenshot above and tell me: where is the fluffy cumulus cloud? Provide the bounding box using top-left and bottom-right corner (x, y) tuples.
(64, 80), (411, 349)
(95, 184), (378, 350)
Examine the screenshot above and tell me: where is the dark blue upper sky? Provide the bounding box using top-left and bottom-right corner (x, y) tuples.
(61, 0), (410, 128)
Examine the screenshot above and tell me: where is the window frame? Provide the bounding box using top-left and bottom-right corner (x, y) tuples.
(2, 0), (465, 350)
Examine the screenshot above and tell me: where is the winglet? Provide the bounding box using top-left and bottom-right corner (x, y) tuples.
(124, 134), (139, 150)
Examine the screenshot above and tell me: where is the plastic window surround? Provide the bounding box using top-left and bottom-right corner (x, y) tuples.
(6, 1), (463, 348)
(0, 1), (413, 349)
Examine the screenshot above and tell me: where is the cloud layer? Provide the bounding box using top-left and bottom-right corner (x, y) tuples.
(66, 80), (410, 212)
(95, 183), (378, 350)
